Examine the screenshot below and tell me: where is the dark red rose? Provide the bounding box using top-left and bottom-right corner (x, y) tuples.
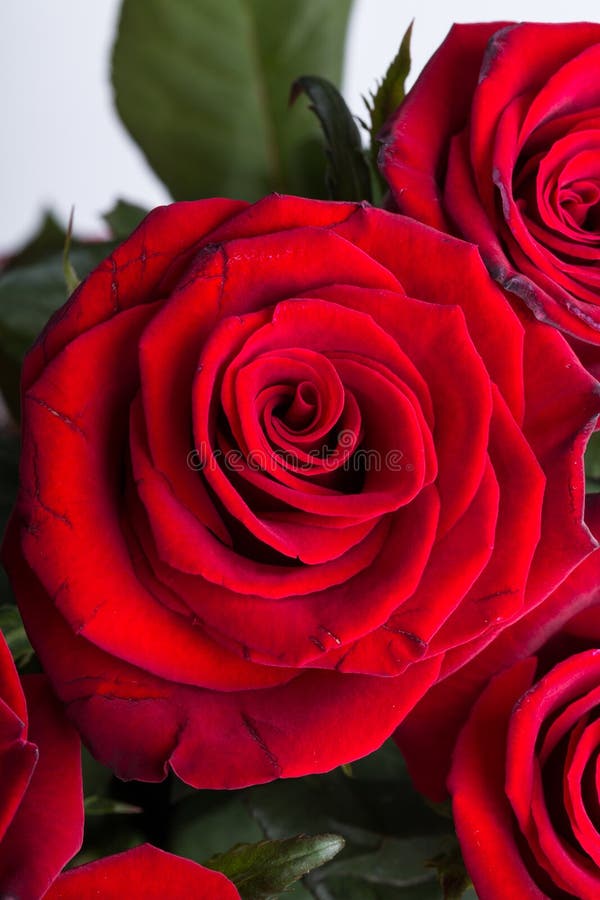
(0, 631), (82, 899)
(4, 195), (598, 788)
(450, 592), (600, 898)
(396, 494), (600, 805)
(45, 845), (241, 899)
(380, 22), (600, 358)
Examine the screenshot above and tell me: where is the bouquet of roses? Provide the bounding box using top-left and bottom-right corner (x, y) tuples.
(1, 3), (599, 898)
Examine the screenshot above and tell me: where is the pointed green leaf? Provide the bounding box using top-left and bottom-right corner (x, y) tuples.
(368, 21), (413, 175)
(291, 76), (372, 201)
(112, 0), (353, 202)
(63, 209), (81, 297)
(207, 834), (344, 900)
(84, 795), (142, 816)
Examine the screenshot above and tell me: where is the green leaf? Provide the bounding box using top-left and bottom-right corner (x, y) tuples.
(207, 834), (345, 900)
(585, 431), (600, 493)
(3, 213), (66, 270)
(84, 795), (142, 816)
(0, 223), (115, 419)
(170, 793), (263, 863)
(367, 21), (413, 175)
(313, 836), (445, 889)
(291, 76), (372, 202)
(427, 839), (472, 900)
(112, 0), (353, 201)
(0, 604), (34, 669)
(63, 208), (81, 297)
(103, 199), (148, 240)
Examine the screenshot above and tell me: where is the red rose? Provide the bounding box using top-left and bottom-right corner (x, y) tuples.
(380, 22), (600, 356)
(4, 195), (598, 788)
(45, 844), (240, 899)
(396, 495), (600, 804)
(0, 631), (82, 899)
(450, 596), (600, 898)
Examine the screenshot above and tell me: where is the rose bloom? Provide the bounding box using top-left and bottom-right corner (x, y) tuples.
(452, 569), (600, 895)
(0, 631), (82, 899)
(3, 195), (598, 788)
(380, 22), (600, 368)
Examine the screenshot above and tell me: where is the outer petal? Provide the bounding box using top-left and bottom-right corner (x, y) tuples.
(46, 844), (241, 900)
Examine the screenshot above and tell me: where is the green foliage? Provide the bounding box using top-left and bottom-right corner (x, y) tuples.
(112, 0), (353, 202)
(0, 603), (34, 669)
(169, 742), (464, 899)
(62, 209), (82, 296)
(366, 21), (413, 178)
(84, 796), (142, 816)
(207, 834), (344, 900)
(291, 76), (372, 202)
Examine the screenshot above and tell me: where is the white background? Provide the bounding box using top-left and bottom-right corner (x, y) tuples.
(1, 0), (598, 251)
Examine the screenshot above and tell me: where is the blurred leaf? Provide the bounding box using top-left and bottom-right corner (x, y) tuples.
(170, 741), (456, 899)
(81, 745), (115, 799)
(585, 431), (600, 493)
(103, 199), (148, 240)
(62, 208), (81, 296)
(84, 795), (142, 816)
(0, 221), (114, 418)
(207, 834), (344, 900)
(319, 837), (443, 885)
(3, 213), (66, 271)
(427, 838), (472, 900)
(0, 604), (33, 668)
(244, 743), (453, 899)
(367, 21), (413, 177)
(170, 793), (262, 863)
(112, 0), (353, 201)
(291, 76), (372, 202)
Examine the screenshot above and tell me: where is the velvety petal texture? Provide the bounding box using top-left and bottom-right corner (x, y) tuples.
(380, 21), (600, 358)
(3, 196), (598, 788)
(45, 844), (241, 899)
(0, 632), (83, 899)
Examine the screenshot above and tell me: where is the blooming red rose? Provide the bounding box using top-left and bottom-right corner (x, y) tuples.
(380, 21), (600, 359)
(45, 844), (241, 899)
(396, 494), (600, 804)
(3, 195), (598, 788)
(450, 591), (600, 899)
(0, 631), (82, 899)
